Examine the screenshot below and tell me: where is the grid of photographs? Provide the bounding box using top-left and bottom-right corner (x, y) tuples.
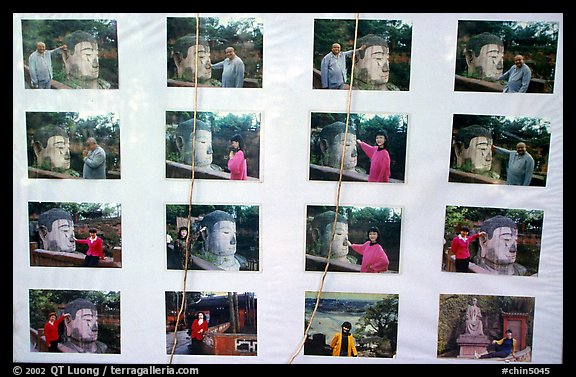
(13, 13), (562, 364)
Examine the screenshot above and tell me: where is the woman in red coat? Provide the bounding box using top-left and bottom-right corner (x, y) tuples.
(43, 312), (70, 352)
(189, 311), (209, 354)
(74, 228), (105, 267)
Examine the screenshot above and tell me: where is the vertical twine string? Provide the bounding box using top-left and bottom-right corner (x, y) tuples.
(288, 12), (360, 364)
(169, 13), (201, 365)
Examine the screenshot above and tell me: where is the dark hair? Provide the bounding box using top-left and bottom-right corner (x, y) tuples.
(342, 321), (352, 329)
(367, 226), (381, 242)
(506, 329), (512, 334)
(230, 134), (245, 152)
(196, 311), (206, 319)
(460, 226), (470, 233)
(89, 228), (97, 234)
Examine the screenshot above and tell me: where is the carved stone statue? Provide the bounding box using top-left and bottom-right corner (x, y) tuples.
(173, 118), (222, 171)
(476, 215), (527, 276)
(354, 34), (392, 90)
(32, 125), (71, 171)
(61, 298), (108, 353)
(456, 296), (490, 358)
(171, 35), (212, 83)
(318, 122), (358, 171)
(464, 297), (484, 336)
(309, 210), (350, 262)
(61, 30), (111, 89)
(37, 208), (76, 252)
(453, 125), (493, 173)
(465, 32), (504, 80)
(200, 210), (240, 271)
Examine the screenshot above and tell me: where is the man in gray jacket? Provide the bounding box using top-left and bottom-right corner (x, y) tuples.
(82, 137), (107, 179)
(28, 42), (67, 89)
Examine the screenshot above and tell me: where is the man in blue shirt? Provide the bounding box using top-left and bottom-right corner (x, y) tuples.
(210, 47), (245, 88)
(494, 142), (535, 186)
(499, 55), (531, 93)
(28, 42), (67, 89)
(320, 42), (366, 89)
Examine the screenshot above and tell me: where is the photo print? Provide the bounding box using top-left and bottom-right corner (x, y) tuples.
(165, 291), (257, 356)
(312, 18), (412, 91)
(304, 291), (398, 358)
(165, 111), (261, 181)
(167, 16), (263, 88)
(29, 289), (120, 354)
(305, 205), (402, 273)
(437, 294), (535, 362)
(21, 19), (118, 89)
(166, 204), (259, 271)
(309, 112), (408, 183)
(29, 201), (122, 268)
(449, 114), (551, 187)
(454, 20), (559, 93)
(442, 205), (543, 277)
(26, 111), (120, 180)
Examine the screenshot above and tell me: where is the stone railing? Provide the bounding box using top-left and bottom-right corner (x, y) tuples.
(30, 243), (122, 268)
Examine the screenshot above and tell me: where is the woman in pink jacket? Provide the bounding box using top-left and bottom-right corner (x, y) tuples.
(227, 134), (247, 180)
(347, 226), (389, 273)
(356, 129), (391, 182)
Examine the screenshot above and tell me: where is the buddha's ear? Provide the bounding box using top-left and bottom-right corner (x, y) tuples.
(319, 139), (328, 154)
(172, 51), (183, 68)
(479, 235), (488, 258)
(464, 49), (475, 71)
(311, 228), (320, 243)
(32, 141), (44, 161)
(175, 136), (184, 153)
(61, 49), (71, 73)
(454, 141), (464, 158)
(37, 225), (49, 248)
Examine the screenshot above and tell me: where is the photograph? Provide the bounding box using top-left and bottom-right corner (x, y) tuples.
(166, 204), (259, 271)
(442, 206), (542, 277)
(312, 18), (412, 91)
(304, 291), (398, 358)
(28, 201), (122, 268)
(305, 205), (402, 273)
(309, 112), (407, 183)
(454, 20), (559, 93)
(26, 111), (120, 179)
(21, 19), (118, 89)
(167, 16), (263, 88)
(449, 114), (551, 186)
(29, 289), (120, 354)
(165, 111), (261, 181)
(165, 291), (257, 356)
(437, 294), (535, 362)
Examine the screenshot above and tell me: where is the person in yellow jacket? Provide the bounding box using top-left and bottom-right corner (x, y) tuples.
(475, 329), (516, 359)
(330, 321), (358, 357)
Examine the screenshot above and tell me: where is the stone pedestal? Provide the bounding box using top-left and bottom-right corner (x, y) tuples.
(456, 334), (490, 358)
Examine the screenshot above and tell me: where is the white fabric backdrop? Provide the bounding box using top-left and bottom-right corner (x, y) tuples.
(12, 12), (563, 364)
